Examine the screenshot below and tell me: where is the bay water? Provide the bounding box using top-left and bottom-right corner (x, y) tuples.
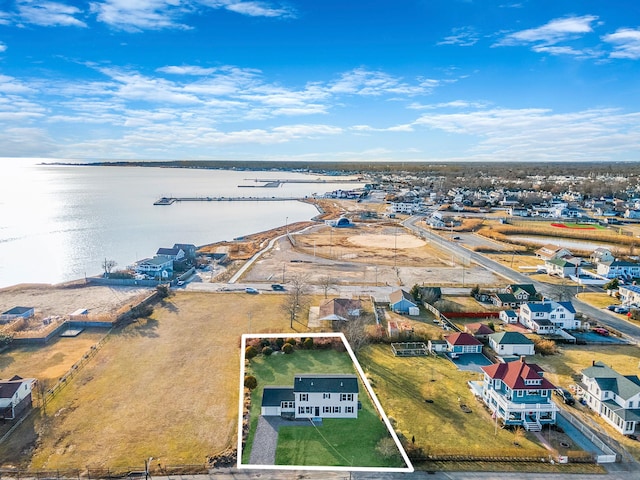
(0, 159), (361, 288)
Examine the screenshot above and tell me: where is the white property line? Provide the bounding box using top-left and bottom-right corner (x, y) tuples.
(237, 332), (414, 473)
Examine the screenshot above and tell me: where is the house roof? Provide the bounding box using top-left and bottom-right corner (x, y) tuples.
(621, 285), (640, 295)
(581, 361), (640, 401)
(536, 244), (569, 257)
(501, 310), (518, 318)
(494, 293), (517, 304)
(465, 323), (494, 335)
(445, 332), (482, 346)
(139, 257), (172, 266)
(524, 301), (576, 314)
(0, 376), (29, 399)
(482, 358), (555, 391)
(261, 386), (294, 407)
(389, 289), (416, 306)
(1, 306), (33, 315)
(293, 374), (359, 394)
(157, 247), (181, 256)
(546, 258), (575, 267)
(318, 298), (362, 322)
(489, 331), (534, 345)
(602, 260), (640, 267)
(507, 284), (537, 297)
(601, 400), (640, 422)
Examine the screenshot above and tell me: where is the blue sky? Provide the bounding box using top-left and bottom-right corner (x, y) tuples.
(1, 0), (640, 162)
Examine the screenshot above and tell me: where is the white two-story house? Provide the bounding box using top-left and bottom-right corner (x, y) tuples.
(135, 256), (174, 279)
(579, 361), (640, 435)
(261, 374), (359, 419)
(477, 357), (557, 432)
(0, 375), (35, 420)
(519, 301), (580, 334)
(597, 260), (640, 280)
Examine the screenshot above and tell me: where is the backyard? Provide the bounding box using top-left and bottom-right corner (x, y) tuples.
(243, 347), (405, 468)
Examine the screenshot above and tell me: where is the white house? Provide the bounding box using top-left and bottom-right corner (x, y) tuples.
(619, 285), (640, 306)
(156, 247), (185, 261)
(624, 209), (640, 219)
(535, 245), (572, 262)
(0, 375), (34, 420)
(545, 258), (579, 278)
(261, 374), (359, 419)
(488, 332), (535, 357)
(135, 257), (174, 279)
(519, 301), (580, 334)
(477, 357), (557, 431)
(590, 248), (615, 265)
(578, 361), (640, 435)
(499, 310), (519, 324)
(391, 202), (419, 214)
(597, 260), (640, 280)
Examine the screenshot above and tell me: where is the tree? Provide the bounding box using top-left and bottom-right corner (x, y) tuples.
(303, 337), (314, 349)
(244, 375), (257, 390)
(319, 276), (337, 299)
(470, 285), (480, 297)
(281, 274), (309, 328)
(245, 345), (258, 359)
(262, 346), (273, 356)
(341, 315), (370, 353)
(282, 342), (294, 354)
(36, 378), (51, 416)
(604, 278), (619, 291)
(102, 258), (117, 276)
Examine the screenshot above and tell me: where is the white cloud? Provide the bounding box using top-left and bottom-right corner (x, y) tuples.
(0, 42), (6, 53)
(329, 68), (431, 96)
(89, 0), (191, 32)
(17, 1), (87, 27)
(198, 0), (294, 18)
(603, 28), (640, 59)
(437, 27), (479, 47)
(0, 12), (9, 25)
(157, 65), (217, 75)
(494, 15), (602, 57)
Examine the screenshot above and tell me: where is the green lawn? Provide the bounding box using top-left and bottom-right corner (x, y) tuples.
(243, 346), (405, 468)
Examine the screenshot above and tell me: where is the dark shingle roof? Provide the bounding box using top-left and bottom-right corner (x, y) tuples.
(293, 374), (358, 394)
(489, 331), (534, 345)
(261, 387), (294, 407)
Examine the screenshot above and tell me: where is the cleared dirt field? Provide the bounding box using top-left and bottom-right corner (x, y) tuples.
(242, 223), (503, 288)
(3, 291), (312, 470)
(0, 284), (151, 319)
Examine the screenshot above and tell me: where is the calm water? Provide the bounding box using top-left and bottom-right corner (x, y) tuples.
(0, 160), (361, 288)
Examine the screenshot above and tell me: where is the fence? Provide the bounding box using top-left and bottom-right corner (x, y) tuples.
(87, 277), (161, 287)
(560, 412), (618, 463)
(0, 463), (209, 479)
(441, 311), (500, 319)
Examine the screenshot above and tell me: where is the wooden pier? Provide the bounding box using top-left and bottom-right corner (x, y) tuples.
(154, 196), (301, 205)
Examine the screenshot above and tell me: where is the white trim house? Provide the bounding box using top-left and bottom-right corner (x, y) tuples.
(488, 332), (535, 357)
(579, 361), (640, 435)
(519, 301), (580, 334)
(619, 285), (640, 306)
(135, 257), (173, 279)
(261, 374), (359, 419)
(0, 375), (34, 420)
(479, 357), (557, 431)
(597, 260), (640, 280)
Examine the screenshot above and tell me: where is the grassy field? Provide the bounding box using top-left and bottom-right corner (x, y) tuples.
(243, 348), (404, 468)
(356, 345), (548, 456)
(1, 292), (310, 470)
(576, 292), (620, 309)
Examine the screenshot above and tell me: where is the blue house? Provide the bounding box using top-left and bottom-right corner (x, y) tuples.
(389, 289), (417, 313)
(444, 332), (483, 355)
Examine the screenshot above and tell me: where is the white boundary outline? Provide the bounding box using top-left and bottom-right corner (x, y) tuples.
(237, 332), (414, 473)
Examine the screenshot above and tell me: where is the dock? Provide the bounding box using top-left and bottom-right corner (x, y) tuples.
(154, 196), (302, 205)
(243, 178), (362, 184)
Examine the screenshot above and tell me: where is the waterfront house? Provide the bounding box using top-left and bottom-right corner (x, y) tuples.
(545, 258), (579, 278)
(389, 289), (417, 313)
(590, 248), (615, 265)
(444, 332), (483, 355)
(519, 301), (579, 334)
(156, 247), (185, 261)
(135, 257), (173, 279)
(488, 332), (535, 357)
(478, 357), (557, 431)
(578, 361), (640, 435)
(173, 243), (197, 260)
(261, 374), (359, 419)
(0, 375), (34, 420)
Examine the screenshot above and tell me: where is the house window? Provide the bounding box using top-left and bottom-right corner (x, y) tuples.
(300, 394), (308, 402)
(323, 393), (331, 399)
(298, 407), (304, 414)
(527, 390), (541, 396)
(346, 406), (354, 414)
(281, 401), (294, 409)
(340, 393), (354, 402)
(560, 314), (565, 319)
(517, 390), (523, 397)
(323, 406), (330, 413)
(333, 406), (342, 413)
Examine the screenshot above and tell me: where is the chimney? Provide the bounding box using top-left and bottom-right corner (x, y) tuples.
(592, 360), (596, 366)
(520, 355), (526, 363)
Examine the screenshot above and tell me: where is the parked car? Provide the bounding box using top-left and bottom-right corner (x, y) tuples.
(555, 388), (576, 406)
(177, 280), (185, 286)
(592, 327), (610, 336)
(271, 284), (285, 291)
(452, 236), (461, 240)
(606, 305), (619, 311)
(614, 306), (629, 314)
(245, 287), (259, 294)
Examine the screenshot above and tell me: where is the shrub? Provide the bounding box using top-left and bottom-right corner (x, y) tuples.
(285, 338), (297, 346)
(282, 343), (294, 354)
(262, 346), (273, 356)
(260, 338), (271, 348)
(487, 321), (495, 332)
(604, 278), (619, 291)
(303, 337), (314, 349)
(245, 345), (258, 359)
(130, 303), (153, 319)
(156, 284), (170, 298)
(533, 337), (557, 355)
(244, 375), (257, 390)
(275, 338), (285, 348)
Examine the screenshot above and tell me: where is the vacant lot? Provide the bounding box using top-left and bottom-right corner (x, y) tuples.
(3, 291), (308, 470)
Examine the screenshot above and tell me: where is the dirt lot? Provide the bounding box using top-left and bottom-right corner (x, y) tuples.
(241, 222), (503, 288)
(0, 283), (152, 319)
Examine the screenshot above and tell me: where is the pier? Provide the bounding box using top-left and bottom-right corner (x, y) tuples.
(242, 178), (362, 184)
(154, 196), (302, 205)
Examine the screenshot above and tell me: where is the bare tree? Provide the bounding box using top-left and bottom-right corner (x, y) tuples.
(36, 379), (51, 416)
(102, 258), (117, 276)
(319, 275), (336, 299)
(281, 274), (310, 329)
(341, 315), (370, 353)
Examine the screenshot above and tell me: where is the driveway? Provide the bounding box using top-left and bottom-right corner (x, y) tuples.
(248, 415), (312, 465)
(450, 353), (494, 373)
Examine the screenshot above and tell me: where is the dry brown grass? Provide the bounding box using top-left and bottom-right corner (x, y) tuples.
(7, 292), (314, 470)
(576, 292), (619, 309)
(486, 253), (543, 269)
